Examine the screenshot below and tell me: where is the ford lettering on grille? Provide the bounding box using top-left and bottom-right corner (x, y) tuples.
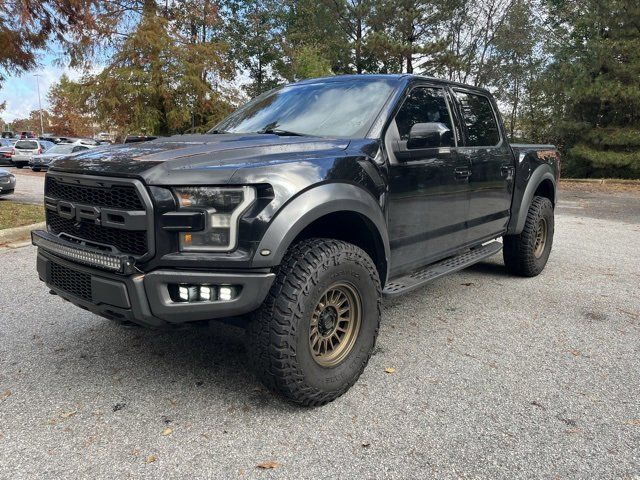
(44, 174), (152, 257)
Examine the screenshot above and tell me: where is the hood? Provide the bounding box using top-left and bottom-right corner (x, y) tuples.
(50, 133), (351, 184)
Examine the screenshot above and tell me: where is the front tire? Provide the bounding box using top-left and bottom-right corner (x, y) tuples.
(246, 238), (381, 406)
(503, 196), (554, 276)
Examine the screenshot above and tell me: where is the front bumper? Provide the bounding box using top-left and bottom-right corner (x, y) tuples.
(35, 246), (275, 328)
(0, 178), (15, 195)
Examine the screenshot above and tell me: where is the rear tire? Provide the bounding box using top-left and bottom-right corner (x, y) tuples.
(16, 165), (23, 169)
(503, 196), (554, 276)
(32, 167), (40, 172)
(246, 238), (381, 406)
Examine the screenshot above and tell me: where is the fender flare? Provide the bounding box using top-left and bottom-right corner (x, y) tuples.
(252, 183), (390, 280)
(508, 164), (556, 235)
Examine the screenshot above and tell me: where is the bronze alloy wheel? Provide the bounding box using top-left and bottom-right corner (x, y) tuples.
(309, 282), (362, 368)
(533, 217), (548, 258)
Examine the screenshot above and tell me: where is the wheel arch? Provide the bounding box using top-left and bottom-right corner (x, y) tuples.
(508, 165), (557, 235)
(252, 183), (390, 285)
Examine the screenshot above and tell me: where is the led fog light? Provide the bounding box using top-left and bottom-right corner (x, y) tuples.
(219, 286), (237, 302)
(178, 285), (198, 301)
(199, 285), (217, 301)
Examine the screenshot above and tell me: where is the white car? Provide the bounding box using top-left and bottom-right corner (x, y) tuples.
(59, 138), (100, 147)
(11, 139), (55, 168)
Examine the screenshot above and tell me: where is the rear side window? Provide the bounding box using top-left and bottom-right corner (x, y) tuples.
(454, 91), (500, 146)
(395, 87), (454, 145)
(15, 141), (38, 149)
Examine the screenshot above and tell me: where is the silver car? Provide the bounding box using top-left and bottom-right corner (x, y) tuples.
(11, 139), (55, 168)
(0, 168), (16, 196)
(29, 143), (91, 171)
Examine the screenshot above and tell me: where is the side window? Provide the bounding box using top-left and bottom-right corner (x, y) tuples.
(454, 91), (500, 146)
(395, 87), (454, 147)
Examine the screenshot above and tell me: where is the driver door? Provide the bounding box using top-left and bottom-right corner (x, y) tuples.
(386, 85), (471, 277)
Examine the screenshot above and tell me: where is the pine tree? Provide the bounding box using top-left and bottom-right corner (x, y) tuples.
(547, 0), (640, 177)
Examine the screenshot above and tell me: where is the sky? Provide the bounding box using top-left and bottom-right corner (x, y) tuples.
(0, 51), (92, 124)
(0, 50), (249, 127)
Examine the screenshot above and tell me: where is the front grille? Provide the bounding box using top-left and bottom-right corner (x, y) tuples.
(50, 262), (92, 301)
(45, 177), (144, 210)
(47, 210), (148, 256)
(44, 175), (151, 258)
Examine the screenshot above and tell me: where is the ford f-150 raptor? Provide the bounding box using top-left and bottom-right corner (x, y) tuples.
(32, 74), (560, 406)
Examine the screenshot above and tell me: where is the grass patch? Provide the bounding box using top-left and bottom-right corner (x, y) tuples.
(0, 201), (45, 230)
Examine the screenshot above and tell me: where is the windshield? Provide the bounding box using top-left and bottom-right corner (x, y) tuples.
(15, 140), (38, 149)
(211, 79), (397, 138)
(47, 144), (76, 154)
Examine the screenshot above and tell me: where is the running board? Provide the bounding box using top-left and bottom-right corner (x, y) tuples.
(383, 242), (503, 297)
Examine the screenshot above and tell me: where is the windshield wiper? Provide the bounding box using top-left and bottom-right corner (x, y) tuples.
(258, 128), (305, 137)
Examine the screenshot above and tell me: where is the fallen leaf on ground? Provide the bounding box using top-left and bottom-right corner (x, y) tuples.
(362, 442), (371, 448)
(384, 367), (396, 374)
(0, 390), (11, 400)
(60, 411), (77, 419)
(256, 461), (279, 469)
(569, 349), (581, 357)
(145, 455), (157, 464)
(161, 427), (173, 436)
(625, 419), (640, 426)
(565, 428), (583, 434)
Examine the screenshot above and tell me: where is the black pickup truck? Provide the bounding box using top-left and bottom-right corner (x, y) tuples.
(32, 74), (559, 406)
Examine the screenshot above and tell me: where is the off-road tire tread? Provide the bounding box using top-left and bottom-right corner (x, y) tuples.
(246, 238), (381, 407)
(503, 196), (553, 277)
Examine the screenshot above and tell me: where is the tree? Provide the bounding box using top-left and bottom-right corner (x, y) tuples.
(544, 0), (640, 177)
(439, 0), (516, 85)
(485, 0), (545, 140)
(0, 0), (101, 87)
(47, 75), (96, 137)
(227, 0), (284, 97)
(367, 0), (448, 75)
(82, 0), (236, 136)
(10, 110), (52, 133)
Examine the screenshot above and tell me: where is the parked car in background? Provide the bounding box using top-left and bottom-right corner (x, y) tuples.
(19, 131), (37, 139)
(57, 137), (100, 147)
(0, 139), (16, 165)
(0, 169), (16, 196)
(124, 135), (157, 144)
(29, 143), (91, 171)
(1, 131), (15, 139)
(11, 139), (55, 168)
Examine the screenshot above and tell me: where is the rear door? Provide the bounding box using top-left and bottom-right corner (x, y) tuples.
(385, 84), (470, 277)
(452, 89), (514, 243)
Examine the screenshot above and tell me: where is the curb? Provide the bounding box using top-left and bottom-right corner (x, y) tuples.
(560, 178), (640, 186)
(0, 221), (45, 246)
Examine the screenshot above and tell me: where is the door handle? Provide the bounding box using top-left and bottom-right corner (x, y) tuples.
(501, 165), (515, 176)
(454, 168), (472, 179)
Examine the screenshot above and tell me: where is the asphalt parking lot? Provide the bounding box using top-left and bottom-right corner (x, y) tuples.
(0, 185), (639, 478)
(0, 167), (45, 205)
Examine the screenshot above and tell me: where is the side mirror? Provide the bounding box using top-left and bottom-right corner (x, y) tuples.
(406, 122), (453, 149)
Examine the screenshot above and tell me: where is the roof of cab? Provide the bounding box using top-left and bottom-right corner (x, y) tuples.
(291, 73), (491, 95)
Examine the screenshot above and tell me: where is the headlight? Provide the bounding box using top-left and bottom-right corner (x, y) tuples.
(173, 186), (256, 251)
